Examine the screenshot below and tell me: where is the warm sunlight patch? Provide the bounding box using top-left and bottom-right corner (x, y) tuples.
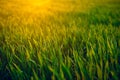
(0, 0), (52, 15)
(17, 0), (51, 13)
(24, 0), (50, 7)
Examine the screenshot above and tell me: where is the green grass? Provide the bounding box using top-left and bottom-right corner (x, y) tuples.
(0, 0), (120, 80)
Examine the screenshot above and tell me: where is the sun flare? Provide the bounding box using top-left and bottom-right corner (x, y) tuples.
(1, 0), (52, 15)
(18, 0), (51, 13)
(24, 0), (51, 6)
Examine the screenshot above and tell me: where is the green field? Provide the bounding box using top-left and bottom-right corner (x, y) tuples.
(0, 0), (120, 80)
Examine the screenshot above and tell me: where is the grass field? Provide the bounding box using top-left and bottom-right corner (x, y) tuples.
(0, 0), (120, 80)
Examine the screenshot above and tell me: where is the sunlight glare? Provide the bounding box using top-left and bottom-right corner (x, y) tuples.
(26, 0), (50, 7)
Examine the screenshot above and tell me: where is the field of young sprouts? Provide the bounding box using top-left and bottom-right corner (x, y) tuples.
(0, 0), (120, 80)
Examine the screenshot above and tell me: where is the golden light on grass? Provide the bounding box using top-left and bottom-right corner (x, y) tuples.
(0, 0), (52, 16)
(18, 0), (52, 15)
(17, 0), (51, 10)
(26, 0), (51, 6)
(0, 0), (120, 79)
